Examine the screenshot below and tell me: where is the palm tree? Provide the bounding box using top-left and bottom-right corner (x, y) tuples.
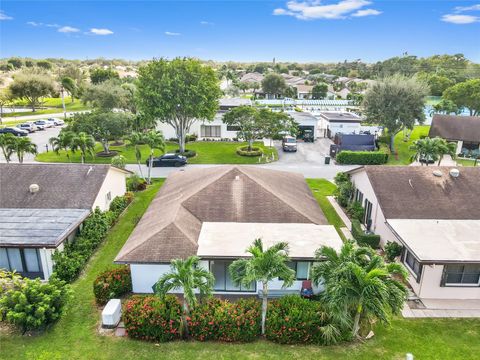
(49, 131), (74, 162)
(410, 137), (439, 166)
(9, 137), (37, 163)
(71, 132), (95, 164)
(153, 256), (214, 337)
(432, 137), (457, 166)
(0, 133), (16, 163)
(125, 131), (146, 179)
(229, 238), (295, 335)
(144, 130), (165, 184)
(311, 242), (408, 339)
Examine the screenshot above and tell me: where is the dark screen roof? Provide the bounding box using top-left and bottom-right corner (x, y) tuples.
(0, 164), (112, 209)
(429, 114), (480, 142)
(359, 166), (480, 220)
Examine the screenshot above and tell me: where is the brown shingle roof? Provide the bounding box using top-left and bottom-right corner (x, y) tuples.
(0, 163), (113, 209)
(429, 114), (480, 142)
(115, 166), (327, 263)
(362, 166), (480, 220)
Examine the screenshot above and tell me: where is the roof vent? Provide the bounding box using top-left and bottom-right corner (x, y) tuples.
(235, 175), (240, 181)
(450, 168), (460, 178)
(29, 184), (40, 193)
(87, 166), (93, 176)
(432, 170), (442, 177)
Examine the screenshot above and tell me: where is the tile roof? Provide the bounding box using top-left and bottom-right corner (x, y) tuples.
(429, 114), (480, 142)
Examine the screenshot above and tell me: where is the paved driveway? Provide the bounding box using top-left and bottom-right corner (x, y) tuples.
(275, 138), (332, 166)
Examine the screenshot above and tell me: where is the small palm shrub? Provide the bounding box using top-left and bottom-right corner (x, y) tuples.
(265, 295), (344, 345)
(188, 298), (261, 342)
(93, 266), (132, 305)
(126, 174), (147, 192)
(123, 295), (182, 342)
(384, 241), (403, 262)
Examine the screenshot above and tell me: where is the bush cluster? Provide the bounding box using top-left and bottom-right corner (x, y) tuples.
(188, 298), (261, 342)
(127, 174), (147, 192)
(351, 219), (381, 248)
(123, 295), (182, 342)
(0, 274), (70, 334)
(93, 266), (132, 305)
(346, 201), (364, 222)
(236, 146), (263, 157)
(265, 295), (343, 345)
(175, 149), (197, 158)
(334, 172), (353, 208)
(384, 241), (403, 262)
(336, 151), (388, 165)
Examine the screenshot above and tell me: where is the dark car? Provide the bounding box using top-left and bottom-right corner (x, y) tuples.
(0, 127), (28, 136)
(147, 154), (187, 167)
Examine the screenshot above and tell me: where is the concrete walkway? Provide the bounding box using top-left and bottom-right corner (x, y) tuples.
(402, 299), (480, 318)
(326, 196), (353, 239)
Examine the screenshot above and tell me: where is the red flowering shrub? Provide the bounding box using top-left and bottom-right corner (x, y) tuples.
(93, 266), (132, 305)
(123, 295), (182, 342)
(188, 298), (261, 342)
(266, 295), (343, 345)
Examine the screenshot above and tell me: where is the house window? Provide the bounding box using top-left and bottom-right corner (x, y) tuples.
(363, 199), (373, 227)
(106, 191), (112, 201)
(285, 261), (311, 280)
(226, 125), (241, 132)
(403, 250), (422, 281)
(209, 260), (256, 292)
(201, 125), (221, 138)
(443, 264), (480, 286)
(354, 189), (363, 203)
(0, 248), (43, 279)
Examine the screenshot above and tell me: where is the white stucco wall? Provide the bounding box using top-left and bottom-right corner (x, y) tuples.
(92, 168), (128, 211)
(328, 122), (362, 137)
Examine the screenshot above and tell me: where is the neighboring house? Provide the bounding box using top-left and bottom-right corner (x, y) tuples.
(240, 72), (264, 84)
(288, 112), (319, 140)
(318, 111), (363, 138)
(347, 166), (480, 301)
(429, 114), (480, 155)
(0, 164), (130, 280)
(294, 84), (313, 100)
(335, 88), (351, 99)
(115, 166), (343, 295)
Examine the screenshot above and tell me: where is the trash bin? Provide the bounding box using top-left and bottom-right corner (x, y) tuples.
(325, 156), (331, 165)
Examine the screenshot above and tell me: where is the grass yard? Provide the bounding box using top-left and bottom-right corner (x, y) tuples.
(35, 141), (278, 165)
(456, 158), (478, 167)
(1, 179), (479, 360)
(2, 97), (90, 119)
(386, 125), (430, 165)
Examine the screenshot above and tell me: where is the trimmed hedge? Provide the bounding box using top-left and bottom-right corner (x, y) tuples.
(336, 151), (388, 165)
(123, 295), (182, 342)
(236, 146), (263, 157)
(93, 266), (132, 305)
(351, 219), (380, 248)
(188, 298), (261, 342)
(175, 149), (197, 158)
(266, 295), (343, 345)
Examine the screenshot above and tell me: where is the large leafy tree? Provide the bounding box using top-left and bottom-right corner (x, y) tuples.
(9, 71), (55, 111)
(136, 58), (221, 153)
(223, 106), (262, 151)
(153, 256), (214, 337)
(362, 74), (429, 152)
(144, 130), (165, 184)
(259, 109), (298, 147)
(431, 99), (460, 115)
(229, 239), (295, 335)
(81, 80), (132, 111)
(443, 79), (480, 116)
(89, 67), (120, 84)
(312, 83), (328, 99)
(0, 89), (13, 124)
(261, 73), (286, 98)
(311, 242), (408, 339)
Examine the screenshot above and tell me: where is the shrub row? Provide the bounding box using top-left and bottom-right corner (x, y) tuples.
(336, 151), (388, 165)
(93, 266), (132, 305)
(351, 219), (380, 249)
(52, 195), (133, 283)
(236, 146), (263, 157)
(175, 149), (197, 158)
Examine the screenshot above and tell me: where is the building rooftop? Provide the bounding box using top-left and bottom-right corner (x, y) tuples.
(429, 114), (480, 142)
(319, 112), (362, 122)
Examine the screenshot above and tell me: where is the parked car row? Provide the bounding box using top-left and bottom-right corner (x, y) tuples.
(0, 118), (64, 137)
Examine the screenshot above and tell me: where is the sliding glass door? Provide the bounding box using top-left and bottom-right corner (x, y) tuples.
(0, 248), (44, 279)
(209, 260), (256, 292)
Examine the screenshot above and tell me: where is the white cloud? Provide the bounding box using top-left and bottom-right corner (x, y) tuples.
(273, 0), (381, 20)
(27, 21), (41, 26)
(46, 23), (60, 28)
(165, 31), (181, 36)
(0, 10), (13, 20)
(58, 26), (80, 33)
(89, 28), (114, 35)
(352, 8), (381, 17)
(441, 14), (479, 24)
(200, 21), (214, 26)
(454, 4), (480, 12)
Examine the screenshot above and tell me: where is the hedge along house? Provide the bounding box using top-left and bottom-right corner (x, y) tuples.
(428, 114), (480, 156)
(0, 164), (130, 280)
(346, 165), (480, 301)
(115, 166), (343, 295)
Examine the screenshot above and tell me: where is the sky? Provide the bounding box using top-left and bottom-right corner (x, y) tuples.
(1, 0), (480, 63)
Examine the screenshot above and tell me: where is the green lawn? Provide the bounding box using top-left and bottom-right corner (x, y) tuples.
(387, 125), (430, 165)
(2, 97), (90, 119)
(456, 158), (478, 167)
(36, 141), (278, 165)
(1, 179), (479, 360)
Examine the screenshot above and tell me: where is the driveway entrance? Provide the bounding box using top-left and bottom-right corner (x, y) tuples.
(275, 138), (333, 166)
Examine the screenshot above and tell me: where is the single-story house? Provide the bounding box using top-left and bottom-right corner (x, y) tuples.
(318, 111), (363, 138)
(347, 165), (480, 300)
(0, 163), (130, 280)
(115, 166), (343, 296)
(429, 114), (480, 155)
(294, 84), (313, 100)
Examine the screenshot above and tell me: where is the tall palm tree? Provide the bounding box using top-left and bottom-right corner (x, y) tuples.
(125, 131), (145, 179)
(144, 130), (165, 184)
(311, 242), (408, 339)
(49, 131), (75, 162)
(153, 256), (214, 337)
(71, 132), (95, 164)
(432, 137), (457, 166)
(9, 137), (37, 163)
(0, 133), (16, 163)
(229, 238), (295, 335)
